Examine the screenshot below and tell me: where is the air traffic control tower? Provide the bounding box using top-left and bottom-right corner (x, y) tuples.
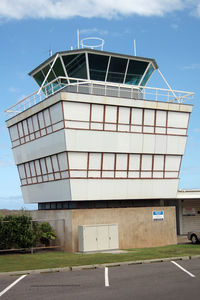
(5, 43), (194, 251)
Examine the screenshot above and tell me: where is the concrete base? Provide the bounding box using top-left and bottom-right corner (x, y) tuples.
(31, 206), (177, 252)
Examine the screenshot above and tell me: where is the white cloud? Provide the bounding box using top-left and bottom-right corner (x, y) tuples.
(182, 63), (200, 70)
(79, 28), (109, 35)
(0, 0), (194, 21)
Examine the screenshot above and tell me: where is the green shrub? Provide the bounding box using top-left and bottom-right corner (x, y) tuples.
(0, 214), (55, 250)
(39, 222), (56, 247)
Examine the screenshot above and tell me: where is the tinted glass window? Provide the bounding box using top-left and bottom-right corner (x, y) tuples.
(88, 53), (109, 81)
(107, 57), (127, 83)
(62, 53), (87, 80)
(125, 60), (148, 85)
(140, 63), (154, 86)
(53, 57), (66, 77)
(33, 71), (45, 86)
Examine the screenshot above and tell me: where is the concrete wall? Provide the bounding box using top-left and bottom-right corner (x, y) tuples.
(71, 207), (177, 251)
(31, 206), (177, 252)
(31, 210), (73, 251)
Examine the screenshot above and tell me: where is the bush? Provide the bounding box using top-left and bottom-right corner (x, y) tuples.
(39, 222), (56, 247)
(0, 214), (56, 250)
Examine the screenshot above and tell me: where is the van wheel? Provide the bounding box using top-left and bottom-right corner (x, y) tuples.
(191, 235), (198, 244)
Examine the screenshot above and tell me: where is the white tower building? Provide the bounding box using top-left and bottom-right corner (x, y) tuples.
(5, 48), (194, 251)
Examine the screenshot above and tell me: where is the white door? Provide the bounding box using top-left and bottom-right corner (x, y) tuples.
(84, 226), (97, 251)
(97, 225), (109, 250)
(108, 225), (119, 249)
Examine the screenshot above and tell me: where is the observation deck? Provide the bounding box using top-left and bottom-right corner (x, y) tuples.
(5, 49), (194, 118)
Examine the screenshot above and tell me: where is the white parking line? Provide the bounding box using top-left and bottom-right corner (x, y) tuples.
(171, 261), (195, 278)
(0, 274), (27, 297)
(105, 267), (109, 287)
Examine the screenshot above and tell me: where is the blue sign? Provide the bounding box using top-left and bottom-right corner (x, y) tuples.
(152, 210), (164, 221)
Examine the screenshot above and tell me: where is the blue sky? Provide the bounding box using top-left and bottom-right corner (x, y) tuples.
(0, 0), (200, 209)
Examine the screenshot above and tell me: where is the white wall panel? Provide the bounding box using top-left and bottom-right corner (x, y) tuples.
(35, 160), (41, 175)
(104, 124), (116, 131)
(18, 165), (25, 179)
(50, 102), (63, 124)
(66, 130), (145, 154)
(155, 135), (167, 154)
(46, 157), (53, 173)
(131, 125), (142, 133)
(167, 128), (186, 135)
(18, 122), (24, 137)
(40, 158), (47, 174)
(156, 111), (166, 126)
(89, 153), (101, 170)
(154, 155), (164, 170)
(167, 136), (186, 155)
(29, 161), (36, 177)
(119, 107), (130, 124)
(70, 179), (179, 201)
(129, 154), (140, 170)
(131, 108), (142, 125)
(43, 109), (51, 126)
(22, 180), (72, 203)
(22, 120), (28, 136)
(141, 171), (151, 178)
(155, 128), (166, 134)
(91, 123), (103, 130)
(144, 109), (154, 125)
(128, 171), (139, 178)
(165, 156), (181, 171)
(9, 125), (19, 141)
(116, 154), (127, 170)
(165, 171), (178, 178)
(142, 134), (155, 153)
(65, 121), (89, 129)
(58, 152), (68, 170)
(168, 111), (189, 128)
(51, 155), (59, 171)
(68, 152), (88, 169)
(118, 124), (129, 132)
(142, 155), (152, 170)
(115, 171), (127, 178)
(105, 106), (117, 123)
(27, 118), (34, 133)
(92, 104), (104, 122)
(143, 126), (154, 133)
(64, 102), (90, 121)
(13, 130), (66, 164)
(103, 153), (115, 170)
(102, 171), (114, 178)
(38, 112), (45, 128)
(88, 171), (101, 178)
(32, 115), (39, 131)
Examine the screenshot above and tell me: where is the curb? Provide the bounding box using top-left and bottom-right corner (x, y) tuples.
(0, 255), (200, 276)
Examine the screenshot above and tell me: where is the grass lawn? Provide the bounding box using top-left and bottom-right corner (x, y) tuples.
(0, 244), (200, 273)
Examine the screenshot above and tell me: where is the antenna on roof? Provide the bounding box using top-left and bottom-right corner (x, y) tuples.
(77, 29), (80, 49)
(134, 40), (136, 56)
(49, 48), (53, 57)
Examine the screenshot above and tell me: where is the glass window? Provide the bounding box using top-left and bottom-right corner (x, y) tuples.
(107, 57), (127, 83)
(140, 63), (154, 86)
(62, 53), (87, 80)
(53, 57), (65, 77)
(33, 71), (45, 86)
(125, 60), (148, 85)
(88, 53), (109, 81)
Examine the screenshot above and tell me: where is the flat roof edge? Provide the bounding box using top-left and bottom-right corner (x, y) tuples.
(29, 48), (158, 77)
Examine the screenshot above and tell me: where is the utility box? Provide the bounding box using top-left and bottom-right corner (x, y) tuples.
(78, 224), (119, 252)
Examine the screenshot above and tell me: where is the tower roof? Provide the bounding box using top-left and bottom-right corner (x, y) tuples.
(29, 48), (158, 89)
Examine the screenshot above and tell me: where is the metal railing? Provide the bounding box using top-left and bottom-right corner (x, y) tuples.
(5, 77), (194, 118)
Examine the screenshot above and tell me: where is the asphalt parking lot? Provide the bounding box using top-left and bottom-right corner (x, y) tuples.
(0, 259), (200, 299)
